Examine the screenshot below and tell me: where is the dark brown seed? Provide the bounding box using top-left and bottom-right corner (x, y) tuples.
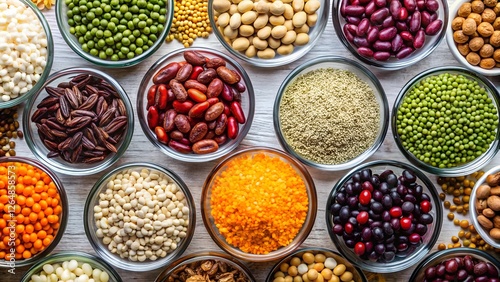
(94, 146), (106, 151)
(69, 132), (83, 150)
(37, 97), (59, 108)
(59, 95), (70, 118)
(78, 94), (98, 110)
(83, 150), (104, 157)
(103, 116), (127, 134)
(47, 151), (59, 158)
(117, 99), (126, 116)
(70, 73), (89, 83)
(99, 107), (116, 127)
(65, 88), (80, 109)
(66, 117), (92, 134)
(16, 130), (22, 138)
(96, 97), (108, 117)
(57, 82), (71, 89)
(46, 86), (65, 97)
(51, 129), (68, 139)
(38, 124), (56, 141)
(72, 75), (91, 89)
(47, 103), (60, 112)
(71, 144), (83, 162)
(81, 136), (96, 150)
(84, 128), (97, 144)
(104, 141), (117, 153)
(83, 156), (105, 163)
(107, 135), (118, 144)
(43, 139), (59, 151)
(56, 108), (66, 124)
(72, 85), (83, 105)
(32, 107), (48, 122)
(72, 110), (97, 119)
(61, 150), (72, 162)
(57, 137), (72, 151)
(85, 85), (99, 95)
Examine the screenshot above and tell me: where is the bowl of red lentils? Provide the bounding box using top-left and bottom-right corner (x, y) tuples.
(0, 156), (68, 267)
(201, 146), (317, 262)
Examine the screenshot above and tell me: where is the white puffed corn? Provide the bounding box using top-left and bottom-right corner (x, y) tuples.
(0, 0), (47, 102)
(29, 260), (110, 282)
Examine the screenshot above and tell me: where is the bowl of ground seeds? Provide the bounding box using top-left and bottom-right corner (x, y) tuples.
(273, 56), (389, 171)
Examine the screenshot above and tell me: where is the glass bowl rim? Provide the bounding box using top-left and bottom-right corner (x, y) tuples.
(83, 161), (196, 272)
(273, 55), (389, 171)
(390, 66), (500, 177)
(22, 67), (135, 176)
(55, 0), (174, 68)
(136, 46), (255, 163)
(325, 159), (444, 273)
(0, 0), (54, 109)
(200, 146), (317, 262)
(331, 0), (449, 70)
(0, 156), (69, 267)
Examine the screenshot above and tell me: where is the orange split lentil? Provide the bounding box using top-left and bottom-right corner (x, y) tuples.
(0, 162), (62, 261)
(210, 153), (308, 254)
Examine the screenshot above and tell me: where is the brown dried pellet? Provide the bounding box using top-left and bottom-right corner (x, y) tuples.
(452, 236), (459, 243)
(439, 193), (446, 200)
(454, 219), (460, 226)
(456, 206), (464, 213)
(448, 213), (455, 220)
(448, 243), (455, 249)
(458, 230), (465, 238)
(438, 243), (446, 250)
(450, 205), (457, 212)
(444, 201), (451, 208)
(465, 188), (472, 195)
(453, 242), (461, 248)
(17, 130), (23, 138)
(462, 195), (470, 203)
(466, 232), (472, 239)
(453, 197), (462, 205)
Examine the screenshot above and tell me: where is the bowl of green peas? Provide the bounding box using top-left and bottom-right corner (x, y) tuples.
(56, 0), (173, 68)
(391, 66), (500, 177)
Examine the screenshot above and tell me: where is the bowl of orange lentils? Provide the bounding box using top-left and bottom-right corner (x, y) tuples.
(201, 146), (317, 262)
(0, 156), (68, 267)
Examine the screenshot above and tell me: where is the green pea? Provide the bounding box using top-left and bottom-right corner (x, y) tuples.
(117, 51), (126, 59)
(78, 36), (85, 44)
(79, 5), (88, 13)
(135, 48), (143, 55)
(123, 30), (131, 37)
(148, 34), (157, 41)
(80, 25), (88, 34)
(150, 12), (159, 20)
(138, 13), (147, 21)
(67, 10), (74, 18)
(124, 11), (133, 20)
(93, 0), (100, 7)
(142, 45), (148, 51)
(127, 52), (135, 59)
(135, 38), (144, 47)
(120, 46), (130, 54)
(137, 0), (147, 8)
(99, 51), (107, 59)
(132, 29), (140, 37)
(146, 18), (153, 26)
(82, 43), (89, 52)
(111, 54), (119, 61)
(87, 40), (95, 49)
(103, 13), (111, 20)
(142, 27), (150, 35)
(107, 22), (116, 30)
(147, 3), (154, 10)
(130, 5), (139, 13)
(132, 18), (140, 26)
(110, 10), (116, 17)
(128, 34), (136, 42)
(94, 7), (103, 15)
(86, 11), (95, 20)
(90, 48), (99, 56)
(68, 19), (76, 26)
(122, 37), (131, 46)
(147, 39), (154, 46)
(120, 18), (128, 25)
(153, 4), (160, 12)
(115, 42), (122, 49)
(129, 44), (136, 51)
(96, 30), (104, 38)
(159, 8), (166, 14)
(149, 25), (158, 34)
(69, 27), (76, 34)
(127, 21), (135, 30)
(138, 21), (146, 29)
(104, 5), (111, 12)
(105, 48), (114, 56)
(106, 37), (115, 45)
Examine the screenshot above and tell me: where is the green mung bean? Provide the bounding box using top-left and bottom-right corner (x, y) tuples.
(396, 73), (498, 168)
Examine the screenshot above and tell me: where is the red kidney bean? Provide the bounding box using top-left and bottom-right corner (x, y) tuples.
(231, 87), (241, 102)
(373, 40), (392, 51)
(425, 19), (442, 35)
(382, 16), (394, 28)
(175, 63), (193, 82)
(416, 0), (425, 10)
(354, 36), (370, 47)
(364, 1), (377, 16)
(409, 11), (421, 33)
(207, 97), (219, 106)
(391, 34), (403, 52)
(168, 140), (191, 153)
(167, 89), (175, 103)
(163, 109), (177, 132)
(170, 79), (188, 101)
(214, 134), (227, 145)
(183, 50), (207, 66)
(396, 46), (414, 59)
(357, 46), (374, 57)
(400, 31), (413, 41)
(429, 12), (438, 22)
(374, 0), (386, 7)
(346, 23), (358, 35)
(367, 27), (379, 43)
(413, 29), (425, 49)
(179, 138), (190, 145)
(215, 113), (227, 135)
(192, 139), (219, 154)
(153, 62), (180, 84)
(172, 100), (194, 114)
(344, 5), (365, 16)
(235, 81), (246, 92)
(397, 7), (408, 21)
(147, 84), (157, 108)
(350, 0), (360, 5)
(188, 101), (210, 118)
(340, 0), (348, 17)
(395, 21), (408, 31)
(205, 102), (224, 121)
(207, 120), (216, 130)
(230, 102), (245, 124)
(227, 117), (239, 139)
(359, 0), (371, 4)
(147, 106), (159, 129)
(223, 104), (230, 116)
(185, 79), (208, 93)
(174, 114), (191, 133)
(425, 0), (438, 12)
(378, 26), (397, 41)
(421, 11), (431, 27)
(187, 88), (207, 102)
(170, 130), (183, 141)
(205, 57), (226, 68)
(373, 51), (391, 60)
(221, 84), (234, 101)
(197, 68), (217, 84)
(389, 0), (401, 18)
(370, 7), (389, 23)
(403, 0), (416, 12)
(343, 25), (355, 42)
(189, 122), (208, 143)
(346, 16), (362, 25)
(154, 126), (168, 144)
(205, 130), (215, 140)
(157, 84), (168, 110)
(216, 66), (241, 85)
(189, 66), (204, 80)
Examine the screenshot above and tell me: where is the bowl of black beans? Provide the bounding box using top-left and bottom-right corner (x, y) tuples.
(409, 248), (500, 282)
(326, 160), (443, 273)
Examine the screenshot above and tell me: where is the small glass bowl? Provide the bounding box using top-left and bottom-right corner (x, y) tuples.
(154, 252), (256, 282)
(20, 251), (122, 282)
(266, 247), (368, 282)
(55, 0), (173, 68)
(0, 156), (68, 267)
(273, 56), (389, 171)
(332, 0), (448, 70)
(201, 147), (317, 262)
(470, 165), (500, 248)
(83, 162), (196, 272)
(409, 248), (500, 281)
(0, 0), (54, 109)
(325, 160), (443, 273)
(137, 47), (255, 163)
(391, 66), (500, 177)
(446, 0), (500, 76)
(23, 67), (134, 176)
(208, 0), (330, 67)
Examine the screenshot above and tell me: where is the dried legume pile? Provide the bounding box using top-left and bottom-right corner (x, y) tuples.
(210, 152), (308, 254)
(167, 259), (250, 281)
(166, 0), (211, 47)
(0, 106), (23, 157)
(29, 259), (110, 282)
(0, 162), (63, 260)
(396, 73), (498, 168)
(31, 0), (55, 10)
(421, 255), (499, 281)
(279, 68), (380, 165)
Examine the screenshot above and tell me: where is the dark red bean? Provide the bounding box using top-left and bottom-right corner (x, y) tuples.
(429, 12), (438, 22)
(359, 0), (371, 4)
(367, 27), (379, 43)
(392, 34), (403, 52)
(400, 31), (413, 42)
(396, 21), (408, 31)
(413, 29), (425, 49)
(346, 23), (358, 35)
(357, 18), (370, 36)
(147, 106), (159, 129)
(396, 46), (414, 59)
(230, 101), (246, 124)
(346, 16), (362, 25)
(457, 269), (468, 281)
(416, 0), (425, 10)
(370, 7), (389, 24)
(403, 0), (416, 12)
(475, 276), (489, 282)
(357, 47), (374, 57)
(474, 262), (488, 276)
(365, 1), (377, 16)
(235, 81), (246, 92)
(382, 16), (395, 28)
(168, 140), (191, 153)
(397, 7), (408, 21)
(354, 36), (370, 47)
(409, 11), (421, 33)
(375, 0), (386, 7)
(373, 51), (391, 60)
(378, 26), (397, 41)
(221, 84), (233, 101)
(445, 259), (458, 274)
(343, 25), (355, 42)
(373, 40), (392, 51)
(227, 116), (239, 139)
(486, 262), (499, 277)
(390, 0), (402, 18)
(421, 11), (431, 28)
(425, 19), (443, 35)
(344, 5), (365, 16)
(425, 0), (439, 12)
(340, 0), (348, 17)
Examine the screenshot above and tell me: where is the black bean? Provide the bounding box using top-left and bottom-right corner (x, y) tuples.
(374, 243), (385, 254)
(362, 227), (372, 241)
(383, 222), (394, 236)
(339, 206), (350, 223)
(397, 184), (407, 196)
(333, 224), (343, 235)
(372, 227), (384, 242)
(402, 201), (415, 214)
(348, 196), (358, 208)
(390, 218), (400, 230)
(352, 173), (361, 183)
(425, 266), (436, 279)
(371, 202), (384, 214)
(457, 269), (468, 280)
(379, 169), (394, 181)
(386, 173), (398, 187)
(348, 217), (358, 226)
(404, 194), (417, 203)
(420, 214), (434, 224)
(337, 192), (347, 205)
(345, 239), (356, 248)
(360, 169), (372, 181)
(382, 210), (391, 222)
(346, 183), (355, 195)
(373, 190), (384, 202)
(421, 193), (431, 202)
(353, 182), (362, 194)
(415, 223), (428, 236)
(379, 182), (390, 194)
(402, 170), (416, 183)
(382, 194), (393, 209)
(330, 203), (342, 215)
(383, 251), (395, 262)
(370, 175), (381, 188)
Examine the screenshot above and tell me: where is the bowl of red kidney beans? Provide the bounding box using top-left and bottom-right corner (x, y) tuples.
(326, 160), (443, 273)
(332, 0), (449, 69)
(409, 248), (500, 282)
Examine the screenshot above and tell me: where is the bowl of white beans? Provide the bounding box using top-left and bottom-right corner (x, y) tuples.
(83, 162), (196, 272)
(20, 251), (122, 282)
(0, 0), (54, 108)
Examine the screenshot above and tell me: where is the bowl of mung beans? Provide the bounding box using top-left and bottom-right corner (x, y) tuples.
(201, 146), (317, 262)
(273, 56), (389, 171)
(392, 66), (500, 177)
(154, 252), (256, 282)
(20, 251), (122, 282)
(55, 0), (173, 67)
(0, 0), (54, 109)
(0, 157), (68, 267)
(83, 162), (196, 272)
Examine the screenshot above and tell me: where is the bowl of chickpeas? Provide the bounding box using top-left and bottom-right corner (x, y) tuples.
(266, 247), (367, 282)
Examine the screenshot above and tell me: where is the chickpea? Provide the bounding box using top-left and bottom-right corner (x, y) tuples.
(472, 0), (485, 13)
(482, 8), (497, 23)
(468, 37), (484, 52)
(454, 30), (470, 43)
(459, 3), (473, 17)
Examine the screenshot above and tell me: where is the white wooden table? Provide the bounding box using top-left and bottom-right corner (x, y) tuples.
(6, 2), (500, 281)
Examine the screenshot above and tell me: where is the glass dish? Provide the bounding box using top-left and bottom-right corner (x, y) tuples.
(201, 146), (317, 262)
(273, 56), (389, 171)
(137, 47), (255, 163)
(208, 0), (330, 67)
(154, 252), (256, 282)
(55, 0), (173, 68)
(23, 67), (134, 176)
(332, 0), (449, 70)
(83, 162), (196, 272)
(0, 0), (54, 109)
(325, 160), (443, 273)
(0, 156), (68, 267)
(409, 248), (500, 281)
(391, 66), (500, 177)
(20, 251), (122, 282)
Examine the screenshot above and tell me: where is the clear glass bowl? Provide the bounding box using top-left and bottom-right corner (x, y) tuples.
(273, 56), (389, 171)
(266, 247), (368, 282)
(0, 156), (68, 267)
(470, 166), (500, 248)
(325, 160), (443, 273)
(154, 252), (256, 282)
(83, 162), (196, 272)
(391, 66), (500, 177)
(55, 0), (173, 68)
(23, 67), (134, 176)
(201, 146), (317, 262)
(446, 0), (500, 76)
(0, 0), (54, 109)
(409, 248), (500, 281)
(137, 47), (255, 163)
(332, 0), (448, 70)
(20, 251), (122, 282)
(208, 0), (330, 67)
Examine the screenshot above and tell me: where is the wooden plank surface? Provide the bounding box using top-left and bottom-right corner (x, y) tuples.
(5, 1), (500, 281)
